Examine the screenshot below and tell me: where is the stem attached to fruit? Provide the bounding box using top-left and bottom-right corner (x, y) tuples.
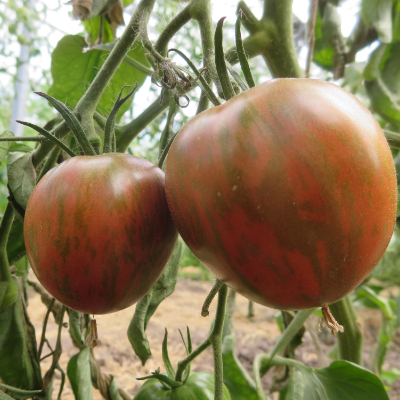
(329, 296), (363, 365)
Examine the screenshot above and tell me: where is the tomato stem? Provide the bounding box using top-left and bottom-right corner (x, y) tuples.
(319, 305), (344, 335)
(329, 296), (363, 365)
(84, 320), (102, 349)
(201, 279), (224, 317)
(175, 283), (228, 386)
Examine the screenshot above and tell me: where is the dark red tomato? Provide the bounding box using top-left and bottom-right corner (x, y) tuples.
(165, 78), (397, 310)
(24, 153), (177, 314)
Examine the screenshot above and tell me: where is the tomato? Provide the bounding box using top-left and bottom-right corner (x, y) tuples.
(134, 372), (231, 400)
(24, 153), (177, 314)
(165, 78), (397, 310)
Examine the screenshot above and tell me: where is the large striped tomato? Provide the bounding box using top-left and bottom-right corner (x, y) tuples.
(165, 78), (397, 311)
(24, 153), (177, 314)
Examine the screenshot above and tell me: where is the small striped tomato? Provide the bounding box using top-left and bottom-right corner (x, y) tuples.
(24, 153), (177, 314)
(165, 78), (397, 311)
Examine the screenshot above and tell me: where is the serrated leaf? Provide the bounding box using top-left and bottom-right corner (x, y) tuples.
(361, 0), (393, 43)
(48, 35), (148, 121)
(7, 152), (36, 210)
(0, 131), (14, 163)
(67, 348), (93, 400)
(281, 360), (389, 400)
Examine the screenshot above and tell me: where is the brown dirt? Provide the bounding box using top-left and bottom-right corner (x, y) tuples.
(26, 276), (400, 400)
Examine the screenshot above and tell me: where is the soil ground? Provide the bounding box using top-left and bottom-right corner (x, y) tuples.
(26, 274), (400, 400)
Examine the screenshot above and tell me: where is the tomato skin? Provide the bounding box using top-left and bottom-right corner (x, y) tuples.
(165, 78), (397, 310)
(24, 153), (177, 314)
(134, 373), (231, 400)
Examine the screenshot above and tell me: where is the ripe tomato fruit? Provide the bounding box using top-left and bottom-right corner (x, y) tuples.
(24, 153), (177, 314)
(165, 78), (397, 310)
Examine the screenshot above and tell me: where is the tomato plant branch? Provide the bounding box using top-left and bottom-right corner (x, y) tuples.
(305, 0), (318, 78)
(329, 296), (363, 365)
(38, 298), (55, 359)
(237, 1), (263, 34)
(0, 137), (45, 142)
(117, 91), (170, 152)
(154, 3), (192, 57)
(201, 279), (224, 317)
(190, 0), (224, 98)
(175, 284), (228, 384)
(158, 132), (178, 169)
(209, 284), (228, 400)
(261, 0), (303, 78)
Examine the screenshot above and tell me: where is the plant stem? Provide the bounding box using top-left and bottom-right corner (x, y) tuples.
(0, 137), (45, 142)
(305, 0), (318, 78)
(175, 284), (228, 384)
(329, 296), (363, 365)
(269, 309), (315, 361)
(209, 284), (228, 400)
(38, 298), (55, 359)
(262, 0), (303, 78)
(117, 92), (170, 152)
(154, 4), (192, 57)
(0, 203), (15, 283)
(158, 132), (178, 169)
(201, 279), (224, 317)
(237, 1), (263, 34)
(190, 0), (223, 98)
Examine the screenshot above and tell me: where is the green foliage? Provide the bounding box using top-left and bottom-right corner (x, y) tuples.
(48, 35), (149, 121)
(281, 360), (390, 400)
(67, 348), (94, 400)
(128, 240), (183, 365)
(361, 0), (393, 43)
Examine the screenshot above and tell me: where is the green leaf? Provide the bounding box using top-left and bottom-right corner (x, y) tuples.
(83, 17), (113, 47)
(127, 239), (183, 365)
(127, 292), (152, 366)
(0, 131), (14, 163)
(48, 35), (149, 121)
(7, 152), (36, 210)
(68, 310), (85, 350)
(361, 0), (393, 43)
(109, 378), (123, 400)
(281, 360), (389, 400)
(67, 348), (94, 400)
(0, 390), (14, 400)
(6, 218), (26, 265)
(355, 286), (395, 319)
(0, 383), (45, 400)
(0, 287), (43, 393)
(144, 238), (183, 328)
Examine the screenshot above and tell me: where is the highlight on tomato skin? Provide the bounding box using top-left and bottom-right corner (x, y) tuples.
(24, 153), (178, 315)
(164, 78), (398, 311)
